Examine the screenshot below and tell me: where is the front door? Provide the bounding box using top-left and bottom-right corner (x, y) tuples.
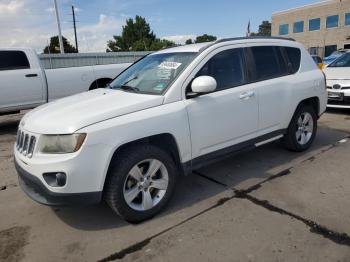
(0, 50), (44, 110)
(185, 47), (259, 161)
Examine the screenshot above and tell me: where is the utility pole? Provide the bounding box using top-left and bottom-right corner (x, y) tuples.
(53, 0), (64, 54)
(72, 5), (79, 53)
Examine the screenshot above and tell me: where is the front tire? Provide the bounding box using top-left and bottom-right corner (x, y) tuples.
(283, 105), (317, 152)
(104, 144), (177, 223)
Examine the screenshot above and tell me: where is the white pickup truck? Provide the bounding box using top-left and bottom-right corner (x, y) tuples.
(0, 48), (130, 114)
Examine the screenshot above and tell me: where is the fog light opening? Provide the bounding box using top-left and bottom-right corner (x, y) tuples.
(43, 172), (67, 187)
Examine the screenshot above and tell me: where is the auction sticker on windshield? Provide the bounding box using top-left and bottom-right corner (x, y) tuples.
(158, 61), (182, 70)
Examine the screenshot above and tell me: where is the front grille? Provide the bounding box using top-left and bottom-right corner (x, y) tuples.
(328, 97), (350, 106)
(327, 86), (350, 90)
(16, 129), (37, 158)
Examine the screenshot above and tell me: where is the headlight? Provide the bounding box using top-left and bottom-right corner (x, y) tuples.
(38, 134), (86, 154)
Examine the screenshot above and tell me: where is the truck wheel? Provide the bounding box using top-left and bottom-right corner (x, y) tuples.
(104, 144), (177, 223)
(283, 104), (317, 152)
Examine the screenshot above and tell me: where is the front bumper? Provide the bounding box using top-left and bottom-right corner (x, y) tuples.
(327, 80), (350, 109)
(15, 158), (102, 206)
(327, 94), (350, 109)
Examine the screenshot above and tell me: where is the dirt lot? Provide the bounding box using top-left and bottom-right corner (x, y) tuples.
(1, 109), (350, 262)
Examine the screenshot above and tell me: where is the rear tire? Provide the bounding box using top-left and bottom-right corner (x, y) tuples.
(104, 144), (177, 223)
(283, 104), (317, 152)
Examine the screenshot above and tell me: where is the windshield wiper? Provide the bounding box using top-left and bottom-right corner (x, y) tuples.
(122, 76), (138, 86)
(120, 85), (140, 92)
(117, 75), (140, 92)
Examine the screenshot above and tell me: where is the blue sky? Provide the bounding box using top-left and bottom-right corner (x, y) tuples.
(0, 0), (322, 52)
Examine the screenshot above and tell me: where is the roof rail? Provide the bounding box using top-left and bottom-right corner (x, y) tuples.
(215, 36), (296, 44)
(198, 36), (296, 53)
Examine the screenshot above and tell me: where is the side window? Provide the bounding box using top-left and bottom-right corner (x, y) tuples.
(196, 48), (246, 91)
(275, 47), (288, 75)
(249, 46), (284, 81)
(284, 47), (301, 74)
(0, 51), (30, 71)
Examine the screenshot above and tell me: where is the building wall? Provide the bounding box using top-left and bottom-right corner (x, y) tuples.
(272, 0), (350, 57)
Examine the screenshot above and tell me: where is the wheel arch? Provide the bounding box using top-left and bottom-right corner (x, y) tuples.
(295, 97), (320, 117)
(103, 133), (184, 191)
(89, 78), (112, 90)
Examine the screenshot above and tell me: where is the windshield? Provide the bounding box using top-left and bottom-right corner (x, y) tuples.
(109, 52), (197, 95)
(329, 53), (350, 67)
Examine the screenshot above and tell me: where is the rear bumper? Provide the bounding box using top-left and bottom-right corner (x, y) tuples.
(15, 159), (102, 206)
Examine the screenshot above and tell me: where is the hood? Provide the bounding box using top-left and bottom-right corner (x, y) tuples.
(22, 89), (164, 134)
(324, 67), (350, 80)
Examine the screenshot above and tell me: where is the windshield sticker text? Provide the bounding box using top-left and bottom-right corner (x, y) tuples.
(158, 62), (182, 70)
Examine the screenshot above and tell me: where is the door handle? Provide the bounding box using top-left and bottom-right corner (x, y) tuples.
(239, 91), (255, 100)
(25, 74), (38, 78)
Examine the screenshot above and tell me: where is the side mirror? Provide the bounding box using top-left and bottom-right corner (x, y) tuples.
(191, 76), (217, 94)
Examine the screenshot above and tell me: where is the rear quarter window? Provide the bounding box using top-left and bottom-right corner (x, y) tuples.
(0, 51), (30, 71)
(283, 47), (301, 74)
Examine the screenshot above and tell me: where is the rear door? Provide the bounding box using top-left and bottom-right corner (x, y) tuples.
(246, 45), (293, 135)
(0, 50), (44, 110)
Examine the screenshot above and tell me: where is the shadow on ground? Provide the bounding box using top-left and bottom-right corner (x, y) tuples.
(326, 108), (350, 117)
(53, 126), (349, 231)
(0, 113), (22, 136)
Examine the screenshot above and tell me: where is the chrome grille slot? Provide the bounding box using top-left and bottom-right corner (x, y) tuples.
(23, 134), (29, 155)
(27, 136), (36, 158)
(19, 131), (25, 152)
(16, 130), (21, 148)
(16, 129), (37, 158)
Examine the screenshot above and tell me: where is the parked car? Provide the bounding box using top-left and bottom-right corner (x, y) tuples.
(324, 51), (350, 109)
(323, 50), (348, 66)
(0, 48), (130, 115)
(14, 37), (327, 222)
(311, 55), (324, 69)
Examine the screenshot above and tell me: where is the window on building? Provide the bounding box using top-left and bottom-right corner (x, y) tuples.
(325, 45), (338, 57)
(326, 15), (339, 28)
(345, 13), (350, 26)
(279, 24), (289, 35)
(309, 18), (321, 31)
(293, 21), (304, 33)
(309, 47), (319, 56)
(0, 51), (30, 71)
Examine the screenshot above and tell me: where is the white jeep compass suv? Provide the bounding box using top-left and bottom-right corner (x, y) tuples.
(15, 37), (327, 222)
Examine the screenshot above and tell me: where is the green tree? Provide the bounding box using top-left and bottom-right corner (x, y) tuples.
(250, 21), (271, 36)
(195, 34), (217, 43)
(43, 36), (77, 54)
(107, 15), (174, 52)
(185, 39), (193, 45)
(150, 39), (176, 50)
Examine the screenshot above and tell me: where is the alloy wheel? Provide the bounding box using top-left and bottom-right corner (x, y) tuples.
(295, 112), (314, 145)
(123, 159), (169, 211)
